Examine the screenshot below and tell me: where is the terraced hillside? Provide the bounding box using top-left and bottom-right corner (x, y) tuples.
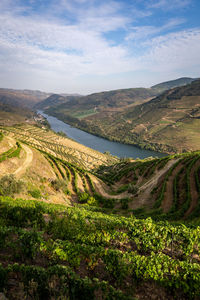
(1, 125), (200, 221)
(96, 152), (200, 220)
(1, 126), (200, 299)
(0, 125), (119, 205)
(1, 124), (117, 169)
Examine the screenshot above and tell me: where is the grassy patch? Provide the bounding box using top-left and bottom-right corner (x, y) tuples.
(71, 109), (98, 119)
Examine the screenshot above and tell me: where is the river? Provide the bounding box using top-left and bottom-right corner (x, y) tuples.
(38, 110), (166, 159)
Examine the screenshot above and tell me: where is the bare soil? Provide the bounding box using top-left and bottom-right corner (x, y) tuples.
(129, 159), (178, 209)
(14, 144), (33, 177)
(162, 160), (183, 213)
(184, 159), (200, 217)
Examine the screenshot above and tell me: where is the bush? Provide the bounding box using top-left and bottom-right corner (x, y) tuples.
(87, 196), (98, 206)
(78, 192), (89, 203)
(120, 198), (129, 209)
(128, 183), (138, 194)
(57, 131), (67, 138)
(51, 179), (68, 191)
(28, 188), (41, 199)
(0, 175), (23, 196)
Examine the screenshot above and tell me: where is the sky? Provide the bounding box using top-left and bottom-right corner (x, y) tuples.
(0, 0), (200, 94)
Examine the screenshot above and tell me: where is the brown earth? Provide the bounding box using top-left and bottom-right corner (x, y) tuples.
(162, 159), (183, 213)
(129, 159), (178, 210)
(184, 158), (200, 217)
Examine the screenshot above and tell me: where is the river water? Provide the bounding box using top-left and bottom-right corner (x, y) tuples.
(38, 110), (166, 159)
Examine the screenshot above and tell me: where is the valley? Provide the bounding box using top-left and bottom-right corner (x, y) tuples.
(0, 124), (200, 299)
(42, 78), (200, 154)
(0, 77), (200, 299)
(1, 0), (200, 297)
(39, 110), (165, 159)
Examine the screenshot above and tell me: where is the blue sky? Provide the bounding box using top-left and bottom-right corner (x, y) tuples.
(0, 0), (200, 94)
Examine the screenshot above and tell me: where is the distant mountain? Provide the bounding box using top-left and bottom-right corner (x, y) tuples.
(56, 87), (157, 109)
(42, 78), (198, 120)
(43, 87), (159, 123)
(88, 79), (200, 153)
(0, 88), (51, 108)
(45, 79), (200, 153)
(35, 94), (68, 110)
(0, 97), (34, 126)
(0, 89), (46, 125)
(35, 94), (82, 110)
(151, 77), (197, 93)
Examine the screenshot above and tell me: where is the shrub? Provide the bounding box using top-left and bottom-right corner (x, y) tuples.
(51, 179), (67, 191)
(120, 198), (129, 209)
(78, 192), (89, 203)
(57, 131), (67, 138)
(0, 175), (23, 196)
(128, 183), (138, 194)
(28, 188), (41, 199)
(87, 196), (98, 206)
(51, 179), (70, 196)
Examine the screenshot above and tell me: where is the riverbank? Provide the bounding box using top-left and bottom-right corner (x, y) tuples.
(42, 110), (176, 154)
(38, 110), (166, 159)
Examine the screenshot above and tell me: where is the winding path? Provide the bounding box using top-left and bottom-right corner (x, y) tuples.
(130, 159), (179, 209)
(91, 174), (129, 199)
(14, 144), (33, 177)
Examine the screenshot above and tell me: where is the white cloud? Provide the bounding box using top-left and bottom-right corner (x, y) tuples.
(0, 13), (133, 79)
(140, 29), (200, 72)
(125, 18), (185, 41)
(147, 0), (191, 9)
(0, 0), (199, 93)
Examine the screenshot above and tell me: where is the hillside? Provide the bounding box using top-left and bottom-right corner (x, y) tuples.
(0, 101), (35, 126)
(43, 87), (159, 122)
(0, 88), (51, 108)
(151, 77), (197, 93)
(1, 123), (200, 221)
(35, 93), (82, 110)
(0, 125), (200, 299)
(41, 77), (197, 118)
(0, 88), (53, 126)
(44, 79), (200, 154)
(1, 77), (200, 300)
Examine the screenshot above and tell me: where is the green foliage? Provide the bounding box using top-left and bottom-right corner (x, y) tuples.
(51, 179), (70, 195)
(0, 196), (200, 298)
(127, 183), (138, 194)
(78, 192), (89, 203)
(120, 198), (129, 209)
(87, 196), (98, 206)
(28, 188), (41, 199)
(0, 142), (21, 163)
(56, 131), (67, 137)
(0, 132), (3, 142)
(0, 175), (23, 196)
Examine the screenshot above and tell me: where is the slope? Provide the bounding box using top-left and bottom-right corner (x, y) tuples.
(41, 78), (199, 153)
(41, 77), (197, 118)
(0, 88), (51, 108)
(151, 77), (197, 93)
(1, 121), (200, 299)
(48, 79), (200, 153)
(0, 144), (200, 299)
(1, 124), (200, 221)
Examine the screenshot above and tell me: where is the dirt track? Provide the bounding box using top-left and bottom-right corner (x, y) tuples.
(130, 159), (179, 209)
(91, 175), (129, 199)
(14, 144), (33, 177)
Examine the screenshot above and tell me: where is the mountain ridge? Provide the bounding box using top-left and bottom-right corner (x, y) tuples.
(43, 78), (200, 153)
